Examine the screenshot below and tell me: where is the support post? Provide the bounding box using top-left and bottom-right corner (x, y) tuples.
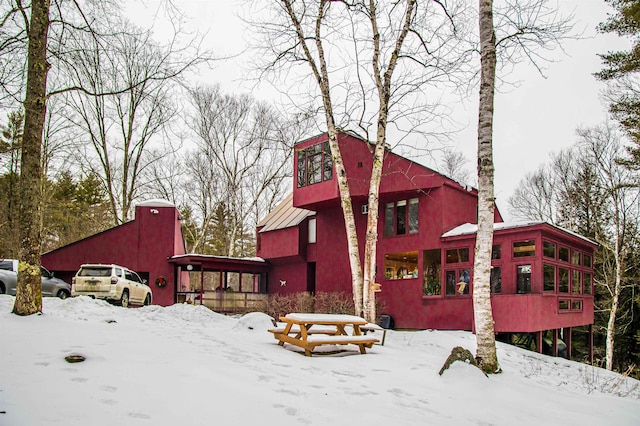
(563, 327), (572, 360)
(589, 324), (594, 364)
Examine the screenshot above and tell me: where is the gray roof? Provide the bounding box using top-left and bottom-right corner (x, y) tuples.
(258, 193), (315, 233)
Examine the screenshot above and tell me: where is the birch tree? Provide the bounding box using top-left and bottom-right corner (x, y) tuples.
(578, 124), (639, 371)
(474, 0), (499, 373)
(473, 0), (573, 372)
(251, 0), (467, 321)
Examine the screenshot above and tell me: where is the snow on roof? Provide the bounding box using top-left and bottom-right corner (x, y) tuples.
(170, 254), (266, 263)
(137, 199), (175, 208)
(257, 193), (315, 233)
(442, 221), (598, 246)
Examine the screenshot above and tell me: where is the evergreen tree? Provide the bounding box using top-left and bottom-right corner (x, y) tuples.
(597, 0), (640, 176)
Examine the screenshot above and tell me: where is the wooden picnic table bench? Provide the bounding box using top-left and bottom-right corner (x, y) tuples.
(268, 313), (379, 357)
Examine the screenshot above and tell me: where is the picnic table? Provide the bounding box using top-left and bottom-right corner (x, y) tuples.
(268, 313), (379, 356)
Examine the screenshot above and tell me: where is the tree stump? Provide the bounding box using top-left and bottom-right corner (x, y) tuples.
(438, 346), (485, 376)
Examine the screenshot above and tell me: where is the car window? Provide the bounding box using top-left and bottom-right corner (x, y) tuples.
(125, 270), (136, 282)
(132, 271), (143, 283)
(115, 267), (122, 277)
(78, 267), (111, 277)
(40, 266), (52, 277)
(0, 260), (13, 270)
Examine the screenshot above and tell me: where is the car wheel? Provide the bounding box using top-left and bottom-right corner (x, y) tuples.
(143, 294), (151, 306)
(120, 290), (129, 308)
(57, 290), (69, 299)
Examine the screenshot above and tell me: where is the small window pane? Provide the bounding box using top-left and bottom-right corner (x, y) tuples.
(308, 218), (317, 244)
(559, 247), (569, 262)
(384, 203), (394, 237)
(446, 270), (456, 295)
(490, 267), (501, 293)
(572, 300), (582, 311)
(516, 265), (531, 294)
(446, 248), (469, 263)
(297, 150), (306, 187)
(559, 268), (569, 293)
(572, 251), (581, 265)
(491, 245), (501, 260)
(423, 249), (441, 296)
(323, 142), (333, 181)
(514, 240), (536, 257)
(572, 270), (581, 294)
(227, 272), (240, 292)
(543, 264), (556, 292)
(559, 300), (570, 311)
(396, 200), (407, 235)
(308, 153), (322, 184)
(384, 251), (418, 280)
(543, 241), (556, 258)
(584, 254), (592, 268)
(457, 269), (470, 295)
(408, 198), (419, 234)
(584, 272), (592, 294)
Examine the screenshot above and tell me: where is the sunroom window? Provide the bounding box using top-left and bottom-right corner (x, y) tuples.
(513, 240), (535, 257)
(516, 265), (531, 294)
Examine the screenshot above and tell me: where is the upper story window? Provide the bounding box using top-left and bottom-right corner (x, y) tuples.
(384, 198), (418, 236)
(297, 141), (333, 187)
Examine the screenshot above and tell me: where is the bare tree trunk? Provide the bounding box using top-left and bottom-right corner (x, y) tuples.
(473, 0), (499, 373)
(605, 257), (622, 370)
(13, 0), (50, 316)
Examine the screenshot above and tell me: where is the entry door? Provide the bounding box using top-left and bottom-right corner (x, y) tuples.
(307, 263), (316, 294)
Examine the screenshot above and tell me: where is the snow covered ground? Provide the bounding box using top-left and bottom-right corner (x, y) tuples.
(1, 294), (639, 425)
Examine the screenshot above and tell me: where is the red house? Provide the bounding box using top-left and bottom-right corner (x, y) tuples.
(41, 131), (597, 358)
(257, 132), (597, 357)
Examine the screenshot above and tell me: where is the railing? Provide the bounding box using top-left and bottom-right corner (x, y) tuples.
(176, 290), (268, 314)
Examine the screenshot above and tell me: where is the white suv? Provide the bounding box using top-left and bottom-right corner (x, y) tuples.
(72, 264), (152, 307)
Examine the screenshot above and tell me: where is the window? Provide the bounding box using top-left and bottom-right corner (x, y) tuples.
(446, 269), (470, 295)
(559, 300), (570, 311)
(584, 254), (592, 268)
(384, 198), (419, 236)
(308, 217), (317, 244)
(408, 198), (419, 233)
(559, 268), (569, 293)
(423, 249), (441, 296)
(491, 245), (501, 260)
(571, 251), (581, 265)
(558, 246), (569, 262)
(516, 265), (531, 294)
(490, 267), (501, 293)
(543, 264), (556, 292)
(446, 248), (469, 263)
(397, 200), (406, 234)
(584, 272), (592, 294)
(513, 240), (535, 257)
(297, 142), (333, 187)
(543, 241), (556, 258)
(572, 300), (583, 311)
(384, 251), (418, 280)
(572, 270), (582, 294)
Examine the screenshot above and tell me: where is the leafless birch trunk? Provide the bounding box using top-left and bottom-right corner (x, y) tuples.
(473, 0), (499, 373)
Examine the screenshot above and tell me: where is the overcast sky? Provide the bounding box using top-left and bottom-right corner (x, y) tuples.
(131, 1), (627, 220)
